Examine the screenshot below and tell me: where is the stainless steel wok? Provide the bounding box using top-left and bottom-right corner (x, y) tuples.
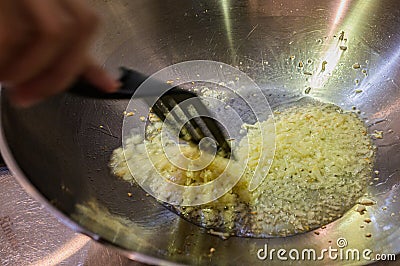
(1, 0), (399, 265)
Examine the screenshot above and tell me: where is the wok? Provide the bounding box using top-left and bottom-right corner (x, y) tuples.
(1, 0), (399, 265)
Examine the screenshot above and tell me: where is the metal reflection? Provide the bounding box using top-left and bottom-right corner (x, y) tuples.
(30, 235), (90, 266)
(333, 0), (348, 25)
(220, 0), (236, 63)
(358, 45), (400, 97)
(309, 41), (346, 89)
(311, 0), (374, 89)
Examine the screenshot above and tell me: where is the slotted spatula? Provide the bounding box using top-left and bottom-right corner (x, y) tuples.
(69, 67), (231, 158)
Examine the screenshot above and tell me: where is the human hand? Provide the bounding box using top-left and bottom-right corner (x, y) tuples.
(0, 0), (120, 107)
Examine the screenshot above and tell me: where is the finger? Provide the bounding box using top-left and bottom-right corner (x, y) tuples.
(82, 60), (120, 93)
(8, 0), (100, 107)
(60, 0), (119, 92)
(0, 2), (33, 74)
(8, 54), (88, 108)
(0, 0), (76, 85)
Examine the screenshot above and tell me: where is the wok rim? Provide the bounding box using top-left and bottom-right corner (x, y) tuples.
(0, 86), (183, 266)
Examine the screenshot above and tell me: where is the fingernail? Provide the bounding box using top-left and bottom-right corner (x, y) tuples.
(7, 91), (41, 108)
(10, 97), (37, 108)
(85, 69), (121, 93)
(103, 75), (121, 92)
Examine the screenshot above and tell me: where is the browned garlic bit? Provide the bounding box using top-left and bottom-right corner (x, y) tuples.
(322, 61), (328, 71)
(372, 130), (383, 139)
(208, 247), (216, 257)
(355, 205), (367, 214)
(358, 198), (375, 206)
(339, 31), (345, 41)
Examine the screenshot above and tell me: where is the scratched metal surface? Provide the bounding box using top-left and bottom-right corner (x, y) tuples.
(0, 168), (145, 266)
(0, 0), (400, 265)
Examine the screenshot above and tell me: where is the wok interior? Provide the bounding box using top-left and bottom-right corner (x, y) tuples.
(1, 0), (400, 265)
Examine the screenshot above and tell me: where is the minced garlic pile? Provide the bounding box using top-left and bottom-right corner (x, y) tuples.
(110, 102), (374, 237)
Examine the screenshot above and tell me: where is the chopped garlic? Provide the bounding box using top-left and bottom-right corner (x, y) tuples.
(110, 103), (374, 237)
(372, 130), (383, 139)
